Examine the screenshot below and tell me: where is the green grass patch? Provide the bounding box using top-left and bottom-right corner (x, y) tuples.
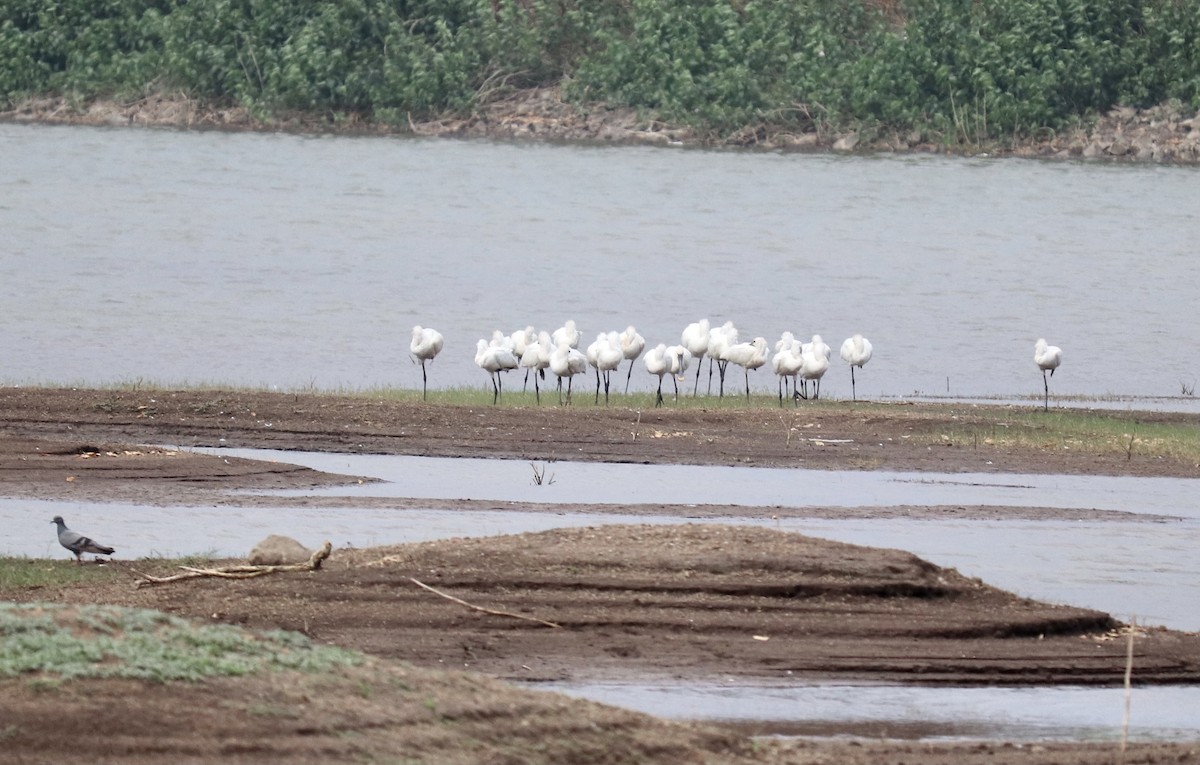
(916, 407), (1200, 464)
(0, 558), (124, 590)
(0, 603), (360, 683)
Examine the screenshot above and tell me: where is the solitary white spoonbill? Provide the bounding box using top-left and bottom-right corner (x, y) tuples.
(550, 341), (588, 405)
(410, 326), (444, 401)
(723, 336), (769, 401)
(1034, 338), (1062, 411)
(619, 325), (646, 394)
(681, 319), (710, 396)
(839, 334), (873, 401)
(476, 338), (518, 405)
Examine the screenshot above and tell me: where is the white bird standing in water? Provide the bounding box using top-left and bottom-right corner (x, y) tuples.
(619, 325), (646, 394)
(1034, 338), (1062, 411)
(410, 325), (444, 401)
(839, 334), (873, 401)
(680, 319), (710, 396)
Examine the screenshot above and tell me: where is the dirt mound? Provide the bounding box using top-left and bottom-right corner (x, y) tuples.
(12, 525), (1198, 687)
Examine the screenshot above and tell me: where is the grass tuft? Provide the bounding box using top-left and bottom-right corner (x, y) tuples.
(0, 603), (360, 683)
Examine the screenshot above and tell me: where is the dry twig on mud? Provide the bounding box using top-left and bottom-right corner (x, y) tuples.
(131, 542), (332, 588)
(408, 577), (562, 629)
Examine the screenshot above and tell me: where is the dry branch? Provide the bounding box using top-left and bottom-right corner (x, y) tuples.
(408, 577), (562, 629)
(132, 541), (332, 588)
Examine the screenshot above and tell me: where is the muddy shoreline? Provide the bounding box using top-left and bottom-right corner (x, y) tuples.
(4, 89), (1199, 163)
(2, 387), (1198, 764)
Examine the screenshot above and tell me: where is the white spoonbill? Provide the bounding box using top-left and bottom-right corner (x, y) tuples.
(723, 336), (769, 401)
(476, 338), (519, 405)
(664, 344), (693, 404)
(551, 319), (581, 350)
(771, 336), (803, 406)
(410, 325), (444, 401)
(510, 326), (535, 363)
(550, 341), (588, 405)
(680, 319), (710, 396)
(839, 334), (873, 401)
(707, 321), (738, 397)
(519, 332), (551, 405)
(644, 344), (670, 407)
(1034, 338), (1062, 411)
(587, 332), (624, 405)
(619, 325), (646, 394)
(797, 335), (831, 400)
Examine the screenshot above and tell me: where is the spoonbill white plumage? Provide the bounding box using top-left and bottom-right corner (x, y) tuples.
(510, 326), (535, 360)
(410, 325), (444, 401)
(1034, 338), (1062, 411)
(680, 319), (710, 396)
(664, 344), (692, 404)
(644, 344), (670, 407)
(619, 325), (646, 394)
(551, 320), (581, 350)
(798, 335), (831, 400)
(723, 336), (769, 400)
(771, 337), (803, 406)
(519, 332), (551, 404)
(476, 338), (519, 405)
(550, 341), (588, 405)
(588, 332), (624, 405)
(490, 329), (515, 354)
(707, 321), (738, 397)
(839, 334), (873, 401)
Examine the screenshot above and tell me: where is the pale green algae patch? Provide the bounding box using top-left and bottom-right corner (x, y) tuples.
(0, 602), (360, 682)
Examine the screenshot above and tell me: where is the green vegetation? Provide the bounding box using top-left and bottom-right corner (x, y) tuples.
(931, 407), (1200, 464)
(0, 557), (124, 590)
(0, 602), (360, 682)
(2, 0), (1197, 143)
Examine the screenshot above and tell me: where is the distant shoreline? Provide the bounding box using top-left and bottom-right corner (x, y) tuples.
(4, 88), (1199, 164)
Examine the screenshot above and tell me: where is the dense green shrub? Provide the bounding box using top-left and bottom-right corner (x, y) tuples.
(2, 0), (1198, 140)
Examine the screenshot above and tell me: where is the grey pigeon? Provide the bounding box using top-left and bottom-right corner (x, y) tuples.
(51, 516), (115, 563)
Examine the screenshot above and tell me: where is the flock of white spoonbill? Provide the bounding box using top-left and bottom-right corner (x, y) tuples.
(412, 322), (1062, 409)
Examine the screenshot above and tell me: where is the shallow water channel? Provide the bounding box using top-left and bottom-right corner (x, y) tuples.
(5, 448), (1198, 741)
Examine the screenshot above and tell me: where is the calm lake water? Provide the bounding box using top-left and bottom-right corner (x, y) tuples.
(3, 123), (1200, 405)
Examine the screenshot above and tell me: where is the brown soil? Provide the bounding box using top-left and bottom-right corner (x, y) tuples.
(1, 387), (1198, 765)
